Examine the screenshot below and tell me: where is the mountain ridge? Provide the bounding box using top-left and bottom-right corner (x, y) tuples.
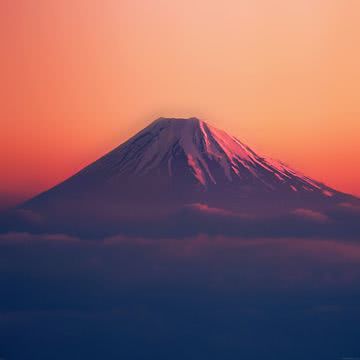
(52, 117), (338, 193)
(2, 116), (358, 237)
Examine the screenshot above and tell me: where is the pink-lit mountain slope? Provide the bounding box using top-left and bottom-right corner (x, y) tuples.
(9, 117), (356, 236)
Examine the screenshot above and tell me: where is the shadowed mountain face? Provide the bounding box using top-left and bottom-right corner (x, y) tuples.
(2, 117), (358, 236)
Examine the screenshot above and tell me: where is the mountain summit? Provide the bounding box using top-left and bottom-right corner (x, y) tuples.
(116, 116), (333, 192)
(6, 117), (357, 236)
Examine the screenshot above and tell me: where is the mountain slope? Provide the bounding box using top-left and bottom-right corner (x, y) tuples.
(26, 117), (342, 200)
(6, 117), (357, 236)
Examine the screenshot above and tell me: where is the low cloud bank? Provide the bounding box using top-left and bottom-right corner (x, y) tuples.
(1, 231), (360, 359)
(1, 232), (360, 303)
(2, 201), (360, 240)
(1, 201), (360, 359)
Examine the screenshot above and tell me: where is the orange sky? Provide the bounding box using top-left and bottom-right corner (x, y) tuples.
(1, 0), (360, 205)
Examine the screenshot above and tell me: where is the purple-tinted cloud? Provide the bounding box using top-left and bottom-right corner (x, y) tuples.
(292, 208), (329, 223)
(1, 232), (360, 359)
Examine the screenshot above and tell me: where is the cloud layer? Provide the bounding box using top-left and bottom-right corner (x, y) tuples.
(1, 231), (360, 359)
(2, 201), (360, 240)
(1, 200), (359, 359)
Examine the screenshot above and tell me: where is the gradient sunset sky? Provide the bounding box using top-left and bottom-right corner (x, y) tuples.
(1, 0), (360, 206)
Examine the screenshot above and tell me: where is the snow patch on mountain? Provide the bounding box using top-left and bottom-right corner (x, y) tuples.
(105, 117), (329, 194)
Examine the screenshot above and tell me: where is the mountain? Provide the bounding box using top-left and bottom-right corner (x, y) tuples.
(3, 117), (358, 237)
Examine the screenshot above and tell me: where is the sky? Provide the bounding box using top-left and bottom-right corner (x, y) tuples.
(1, 0), (360, 206)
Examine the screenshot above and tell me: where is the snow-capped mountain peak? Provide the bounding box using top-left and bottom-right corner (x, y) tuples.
(86, 117), (331, 195)
(10, 116), (357, 237)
